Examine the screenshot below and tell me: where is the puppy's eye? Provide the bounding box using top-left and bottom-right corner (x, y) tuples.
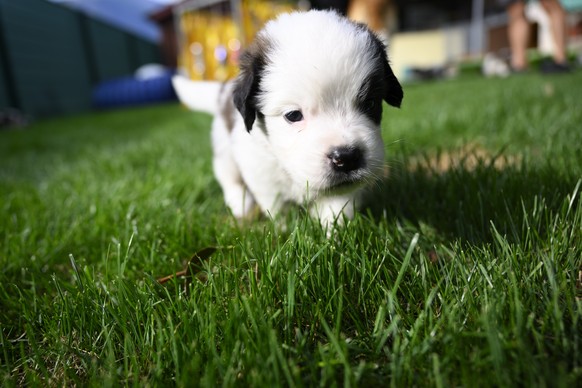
(284, 110), (304, 123)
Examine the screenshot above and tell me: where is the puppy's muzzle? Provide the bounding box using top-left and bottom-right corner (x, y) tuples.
(327, 146), (364, 173)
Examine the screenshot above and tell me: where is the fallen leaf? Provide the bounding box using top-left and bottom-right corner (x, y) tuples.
(157, 247), (217, 285)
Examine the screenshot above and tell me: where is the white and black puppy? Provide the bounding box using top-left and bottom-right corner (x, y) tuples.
(173, 10), (403, 226)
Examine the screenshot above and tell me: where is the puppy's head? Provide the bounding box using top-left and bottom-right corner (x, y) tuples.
(233, 10), (403, 194)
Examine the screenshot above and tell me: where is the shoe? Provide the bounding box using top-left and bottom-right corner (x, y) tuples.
(540, 60), (571, 74)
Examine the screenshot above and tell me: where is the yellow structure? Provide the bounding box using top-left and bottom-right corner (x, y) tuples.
(178, 0), (295, 81)
(389, 27), (466, 81)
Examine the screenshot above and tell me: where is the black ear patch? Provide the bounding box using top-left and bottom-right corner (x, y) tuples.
(366, 28), (403, 109)
(232, 36), (271, 132)
(381, 60), (403, 108)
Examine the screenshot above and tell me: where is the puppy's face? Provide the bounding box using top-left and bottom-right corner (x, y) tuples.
(233, 11), (403, 195)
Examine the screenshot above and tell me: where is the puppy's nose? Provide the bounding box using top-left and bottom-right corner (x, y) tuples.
(328, 146), (364, 172)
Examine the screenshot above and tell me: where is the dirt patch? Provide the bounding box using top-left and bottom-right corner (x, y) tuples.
(407, 144), (522, 174)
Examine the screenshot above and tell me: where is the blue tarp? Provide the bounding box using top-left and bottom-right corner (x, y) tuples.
(92, 70), (177, 109)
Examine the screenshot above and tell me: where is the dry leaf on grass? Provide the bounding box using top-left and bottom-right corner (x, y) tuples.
(157, 247), (217, 287)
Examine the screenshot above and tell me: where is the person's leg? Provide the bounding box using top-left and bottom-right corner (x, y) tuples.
(539, 0), (567, 64)
(507, 1), (529, 70)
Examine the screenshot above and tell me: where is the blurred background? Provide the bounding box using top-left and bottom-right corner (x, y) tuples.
(0, 0), (581, 123)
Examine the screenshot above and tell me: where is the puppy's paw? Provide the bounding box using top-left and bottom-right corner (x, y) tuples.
(311, 195), (357, 233)
(225, 190), (256, 219)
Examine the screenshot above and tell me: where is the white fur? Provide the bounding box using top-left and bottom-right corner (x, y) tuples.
(173, 10), (402, 227)
(172, 78), (222, 115)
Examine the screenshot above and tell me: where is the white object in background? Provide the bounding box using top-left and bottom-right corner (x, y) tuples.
(135, 64), (168, 80)
(482, 52), (510, 77)
(526, 1), (554, 56)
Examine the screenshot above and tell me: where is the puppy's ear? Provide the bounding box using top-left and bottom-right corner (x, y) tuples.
(233, 38), (270, 132)
(381, 59), (403, 108)
(368, 33), (403, 108)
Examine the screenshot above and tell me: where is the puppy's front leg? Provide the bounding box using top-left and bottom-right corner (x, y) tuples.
(212, 153), (255, 218)
(212, 120), (256, 219)
(311, 194), (359, 229)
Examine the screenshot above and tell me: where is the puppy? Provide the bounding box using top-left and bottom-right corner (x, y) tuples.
(173, 10), (403, 226)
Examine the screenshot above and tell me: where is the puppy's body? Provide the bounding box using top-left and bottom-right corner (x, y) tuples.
(173, 10), (402, 225)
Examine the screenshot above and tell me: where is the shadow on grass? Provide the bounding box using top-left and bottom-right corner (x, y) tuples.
(365, 150), (580, 245)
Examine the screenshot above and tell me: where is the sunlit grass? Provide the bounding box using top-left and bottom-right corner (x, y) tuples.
(1, 72), (581, 385)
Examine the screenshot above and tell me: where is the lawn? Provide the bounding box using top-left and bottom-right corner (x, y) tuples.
(1, 71), (581, 386)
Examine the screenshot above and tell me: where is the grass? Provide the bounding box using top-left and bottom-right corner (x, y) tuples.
(1, 71), (581, 386)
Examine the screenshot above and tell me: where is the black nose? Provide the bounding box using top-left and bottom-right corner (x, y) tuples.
(328, 146), (364, 172)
